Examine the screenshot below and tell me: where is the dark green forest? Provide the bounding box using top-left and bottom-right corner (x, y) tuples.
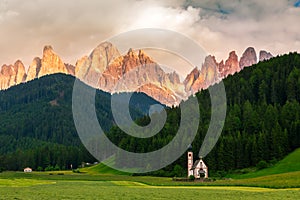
(1, 52), (300, 175)
(0, 74), (161, 171)
(107, 52), (300, 177)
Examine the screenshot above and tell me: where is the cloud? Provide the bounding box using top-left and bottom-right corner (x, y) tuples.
(0, 0), (299, 77)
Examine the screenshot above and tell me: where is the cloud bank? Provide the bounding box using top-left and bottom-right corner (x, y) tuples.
(0, 0), (299, 76)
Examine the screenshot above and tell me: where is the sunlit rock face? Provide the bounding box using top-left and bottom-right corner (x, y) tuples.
(239, 47), (257, 69)
(0, 43), (272, 106)
(0, 60), (26, 89)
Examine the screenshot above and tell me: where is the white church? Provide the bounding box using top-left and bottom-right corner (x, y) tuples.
(187, 146), (208, 179)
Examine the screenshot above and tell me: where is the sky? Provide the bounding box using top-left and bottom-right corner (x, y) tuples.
(0, 0), (300, 77)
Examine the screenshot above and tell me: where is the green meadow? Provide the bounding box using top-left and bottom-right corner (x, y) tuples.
(0, 179), (299, 200)
(0, 149), (300, 199)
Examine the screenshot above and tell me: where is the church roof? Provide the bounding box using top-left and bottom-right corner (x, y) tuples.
(191, 159), (200, 170)
(191, 159), (207, 170)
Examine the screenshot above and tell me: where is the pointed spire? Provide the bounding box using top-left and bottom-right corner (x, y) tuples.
(188, 144), (193, 151)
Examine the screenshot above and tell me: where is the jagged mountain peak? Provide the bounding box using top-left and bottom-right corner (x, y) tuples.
(43, 45), (54, 53)
(39, 46), (68, 78)
(259, 50), (273, 62)
(0, 59), (26, 89)
(96, 46), (184, 106)
(91, 42), (121, 60)
(0, 43), (274, 106)
(75, 42), (121, 84)
(239, 47), (257, 69)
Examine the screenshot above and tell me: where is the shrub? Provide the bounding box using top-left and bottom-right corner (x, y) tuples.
(37, 166), (43, 171)
(173, 164), (184, 177)
(45, 165), (54, 171)
(256, 160), (268, 170)
(189, 175), (195, 181)
(216, 171), (226, 178)
(54, 164), (60, 171)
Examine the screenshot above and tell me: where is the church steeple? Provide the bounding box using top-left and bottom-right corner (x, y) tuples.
(187, 145), (194, 177)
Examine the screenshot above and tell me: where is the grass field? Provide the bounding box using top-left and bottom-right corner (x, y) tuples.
(0, 179), (299, 200)
(0, 169), (300, 199)
(0, 149), (300, 199)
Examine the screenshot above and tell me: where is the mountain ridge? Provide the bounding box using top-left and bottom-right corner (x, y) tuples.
(0, 43), (274, 106)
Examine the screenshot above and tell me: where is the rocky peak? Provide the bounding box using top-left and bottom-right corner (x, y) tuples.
(0, 42), (275, 106)
(65, 63), (75, 76)
(38, 45), (68, 78)
(75, 56), (88, 77)
(76, 42), (121, 84)
(0, 60), (26, 89)
(127, 48), (135, 57)
(228, 51), (238, 60)
(188, 55), (220, 93)
(1, 64), (14, 77)
(97, 48), (185, 106)
(168, 71), (181, 85)
(99, 48), (158, 90)
(259, 50), (273, 62)
(26, 57), (42, 82)
(219, 51), (239, 78)
(138, 49), (153, 64)
(13, 60), (26, 84)
(43, 45), (54, 53)
(239, 47), (257, 69)
(184, 67), (200, 92)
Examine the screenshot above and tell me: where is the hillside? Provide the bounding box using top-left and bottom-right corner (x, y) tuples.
(107, 52), (300, 175)
(0, 74), (162, 171)
(1, 53), (300, 175)
(230, 148), (300, 179)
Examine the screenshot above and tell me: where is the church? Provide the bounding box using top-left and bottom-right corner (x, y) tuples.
(187, 146), (208, 179)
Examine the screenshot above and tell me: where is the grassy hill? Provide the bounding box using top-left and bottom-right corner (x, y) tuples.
(81, 163), (130, 175)
(229, 148), (300, 179)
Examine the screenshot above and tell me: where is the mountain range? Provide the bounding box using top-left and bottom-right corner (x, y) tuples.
(0, 42), (273, 106)
(0, 48), (299, 172)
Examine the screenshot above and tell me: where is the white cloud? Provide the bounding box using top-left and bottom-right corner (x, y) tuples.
(0, 0), (299, 76)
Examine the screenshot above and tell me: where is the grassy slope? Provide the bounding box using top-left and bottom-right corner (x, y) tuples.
(229, 148), (300, 179)
(81, 163), (130, 175)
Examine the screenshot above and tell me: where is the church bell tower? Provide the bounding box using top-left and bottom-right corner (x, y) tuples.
(187, 145), (193, 177)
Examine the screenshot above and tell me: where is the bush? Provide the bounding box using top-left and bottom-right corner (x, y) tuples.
(45, 165), (54, 171)
(173, 164), (184, 177)
(189, 175), (195, 181)
(54, 164), (60, 171)
(216, 171), (227, 178)
(256, 160), (268, 170)
(37, 166), (43, 171)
